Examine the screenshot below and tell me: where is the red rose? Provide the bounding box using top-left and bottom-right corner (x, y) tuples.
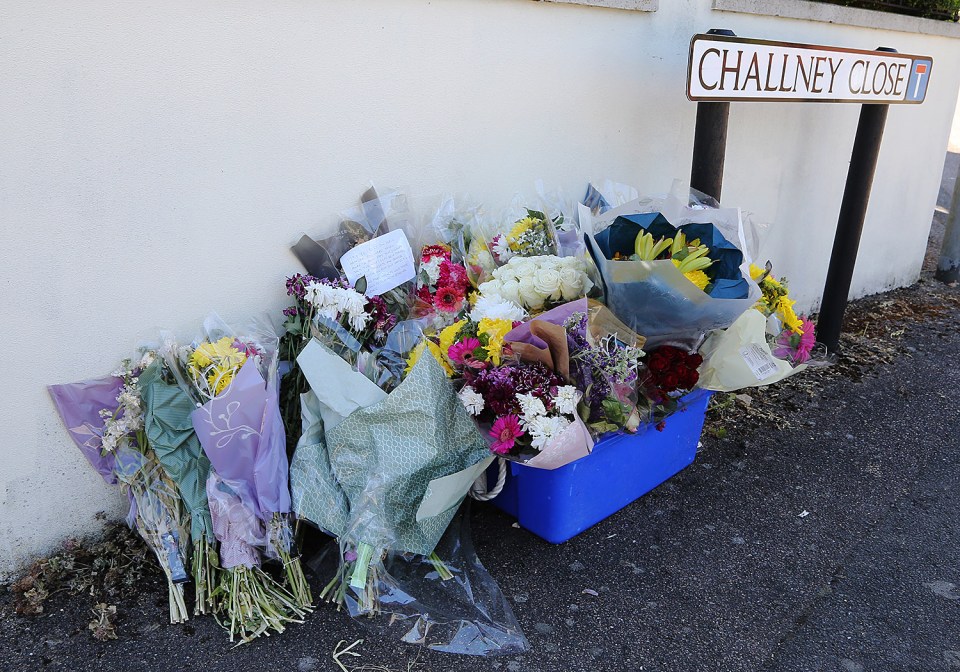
(647, 353), (669, 373)
(661, 372), (680, 391)
(678, 368), (699, 390)
(660, 346), (682, 361)
(687, 353), (703, 368)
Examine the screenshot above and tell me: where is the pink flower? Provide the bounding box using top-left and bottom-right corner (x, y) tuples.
(773, 317), (817, 364)
(448, 338), (483, 367)
(438, 261), (469, 290)
(489, 415), (523, 455)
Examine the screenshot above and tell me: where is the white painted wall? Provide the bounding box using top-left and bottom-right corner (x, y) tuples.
(2, 0), (959, 576)
(950, 87), (960, 152)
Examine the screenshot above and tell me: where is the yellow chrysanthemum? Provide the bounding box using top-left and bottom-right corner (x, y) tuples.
(749, 263), (765, 281)
(478, 317), (514, 366)
(404, 340), (454, 377)
(506, 217), (535, 251)
(405, 341), (425, 375)
(672, 259), (710, 291)
(777, 296), (804, 334)
(188, 337), (246, 395)
(439, 320), (466, 357)
(683, 269), (711, 291)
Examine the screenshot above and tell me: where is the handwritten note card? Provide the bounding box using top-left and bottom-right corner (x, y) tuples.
(339, 229), (416, 297)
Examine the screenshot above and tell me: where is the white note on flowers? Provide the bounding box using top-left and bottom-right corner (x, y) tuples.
(339, 228), (415, 297)
(739, 343), (780, 382)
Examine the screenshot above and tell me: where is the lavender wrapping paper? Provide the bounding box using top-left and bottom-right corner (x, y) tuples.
(191, 359), (291, 520)
(48, 376), (123, 484)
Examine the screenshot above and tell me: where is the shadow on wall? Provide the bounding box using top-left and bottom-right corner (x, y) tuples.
(925, 150), (959, 271)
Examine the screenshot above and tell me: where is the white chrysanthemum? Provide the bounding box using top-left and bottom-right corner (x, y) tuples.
(527, 415), (571, 451)
(554, 385), (580, 416)
(517, 393), (547, 425)
(420, 256), (444, 285)
(492, 236), (513, 261)
(470, 295), (527, 322)
(457, 385), (485, 416)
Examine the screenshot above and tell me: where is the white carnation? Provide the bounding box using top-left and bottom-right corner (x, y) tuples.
(457, 385), (485, 416)
(420, 256), (444, 285)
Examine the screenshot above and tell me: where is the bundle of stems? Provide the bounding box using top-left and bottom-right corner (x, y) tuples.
(119, 451), (192, 624)
(214, 564), (310, 644)
(269, 514), (313, 609)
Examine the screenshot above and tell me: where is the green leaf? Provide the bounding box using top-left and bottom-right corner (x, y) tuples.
(354, 276), (368, 295)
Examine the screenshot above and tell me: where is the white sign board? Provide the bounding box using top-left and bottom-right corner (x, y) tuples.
(687, 34), (932, 104)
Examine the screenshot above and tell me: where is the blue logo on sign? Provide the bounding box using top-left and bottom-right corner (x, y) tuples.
(905, 59), (931, 102)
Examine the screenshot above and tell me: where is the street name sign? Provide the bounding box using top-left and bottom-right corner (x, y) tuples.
(687, 33), (932, 104)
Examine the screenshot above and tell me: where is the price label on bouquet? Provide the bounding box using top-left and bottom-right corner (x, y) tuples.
(739, 343), (780, 382)
(687, 34), (932, 104)
(340, 228), (416, 297)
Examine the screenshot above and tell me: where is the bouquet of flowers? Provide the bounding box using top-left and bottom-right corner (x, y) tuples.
(49, 354), (193, 624)
(290, 340), (492, 614)
(412, 243), (472, 325)
(163, 318), (311, 642)
(503, 299), (647, 438)
(489, 209), (560, 263)
(580, 190), (761, 346)
(477, 255), (594, 314)
(412, 310), (595, 469)
(139, 356), (220, 616)
(697, 264), (828, 391)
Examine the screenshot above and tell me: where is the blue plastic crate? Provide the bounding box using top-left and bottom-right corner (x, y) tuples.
(489, 389), (712, 543)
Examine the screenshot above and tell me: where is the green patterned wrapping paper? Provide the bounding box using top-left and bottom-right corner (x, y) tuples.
(291, 346), (489, 557)
(140, 361), (215, 542)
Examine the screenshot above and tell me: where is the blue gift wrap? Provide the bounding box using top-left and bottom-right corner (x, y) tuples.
(489, 389), (713, 543)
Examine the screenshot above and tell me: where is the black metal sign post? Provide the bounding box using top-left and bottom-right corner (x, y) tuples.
(817, 99), (890, 353)
(686, 33), (932, 355)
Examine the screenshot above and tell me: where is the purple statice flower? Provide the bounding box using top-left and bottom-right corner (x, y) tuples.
(282, 306), (298, 317)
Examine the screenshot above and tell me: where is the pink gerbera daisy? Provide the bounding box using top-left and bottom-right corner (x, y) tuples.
(489, 415), (523, 455)
(447, 337), (482, 367)
(773, 317), (817, 364)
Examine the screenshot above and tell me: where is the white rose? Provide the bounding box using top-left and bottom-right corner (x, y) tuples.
(559, 266), (585, 300)
(518, 275), (545, 309)
(478, 279), (503, 300)
(509, 256), (536, 275)
(498, 279), (522, 306)
(533, 268), (562, 301)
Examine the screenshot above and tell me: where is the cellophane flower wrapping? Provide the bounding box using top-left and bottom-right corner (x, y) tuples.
(113, 446), (192, 622)
(580, 189), (762, 347)
(48, 376), (124, 485)
(169, 314), (312, 612)
(306, 501), (528, 656)
(290, 339), (505, 628)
